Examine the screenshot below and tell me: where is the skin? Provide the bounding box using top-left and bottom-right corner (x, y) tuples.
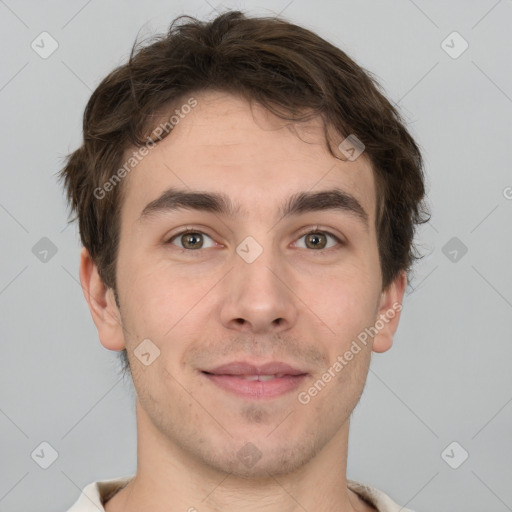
(80, 90), (406, 512)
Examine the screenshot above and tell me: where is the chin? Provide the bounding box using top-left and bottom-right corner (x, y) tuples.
(197, 431), (322, 479)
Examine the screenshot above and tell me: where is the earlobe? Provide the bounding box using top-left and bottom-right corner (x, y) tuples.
(79, 247), (126, 351)
(372, 271), (407, 353)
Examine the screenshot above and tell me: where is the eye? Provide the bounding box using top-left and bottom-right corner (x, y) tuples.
(165, 228), (342, 252)
(167, 230), (216, 250)
(294, 230), (342, 250)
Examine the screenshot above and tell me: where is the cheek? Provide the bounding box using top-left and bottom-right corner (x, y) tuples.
(304, 266), (380, 336)
(119, 256), (217, 343)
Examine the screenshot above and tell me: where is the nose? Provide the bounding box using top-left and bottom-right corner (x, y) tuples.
(219, 244), (298, 334)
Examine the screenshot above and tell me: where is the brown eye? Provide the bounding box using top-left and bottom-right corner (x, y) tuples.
(168, 231), (215, 250)
(295, 231), (341, 250)
(181, 232), (203, 249)
(305, 233), (327, 249)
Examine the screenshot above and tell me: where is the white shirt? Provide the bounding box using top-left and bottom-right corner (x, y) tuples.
(65, 475), (416, 511)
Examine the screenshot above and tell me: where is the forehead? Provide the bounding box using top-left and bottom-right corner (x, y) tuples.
(120, 90), (377, 227)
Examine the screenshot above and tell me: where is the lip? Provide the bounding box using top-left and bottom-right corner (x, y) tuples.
(201, 361), (308, 400)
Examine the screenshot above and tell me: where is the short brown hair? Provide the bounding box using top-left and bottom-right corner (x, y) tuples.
(59, 10), (429, 378)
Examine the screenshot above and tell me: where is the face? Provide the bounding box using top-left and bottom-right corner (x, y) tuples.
(87, 90), (405, 478)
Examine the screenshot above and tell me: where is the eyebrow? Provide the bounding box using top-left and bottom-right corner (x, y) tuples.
(138, 186), (369, 229)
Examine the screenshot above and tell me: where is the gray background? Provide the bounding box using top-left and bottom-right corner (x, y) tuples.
(0, 0), (511, 511)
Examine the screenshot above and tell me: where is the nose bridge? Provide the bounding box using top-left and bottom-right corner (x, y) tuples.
(236, 235), (279, 287)
(219, 232), (298, 333)
(234, 232), (284, 297)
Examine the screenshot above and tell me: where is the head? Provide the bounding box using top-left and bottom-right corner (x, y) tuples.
(59, 10), (429, 477)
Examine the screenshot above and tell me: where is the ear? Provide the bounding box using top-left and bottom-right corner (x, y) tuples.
(79, 247), (126, 351)
(372, 270), (407, 353)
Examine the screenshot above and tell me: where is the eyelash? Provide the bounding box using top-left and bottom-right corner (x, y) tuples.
(166, 227), (343, 254)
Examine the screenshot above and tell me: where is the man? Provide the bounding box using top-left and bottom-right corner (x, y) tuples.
(61, 9), (428, 512)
